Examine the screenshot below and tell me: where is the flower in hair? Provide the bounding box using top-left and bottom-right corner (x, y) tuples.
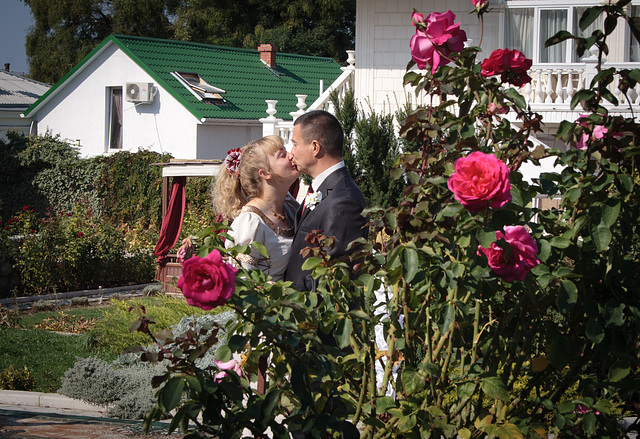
(224, 148), (242, 175)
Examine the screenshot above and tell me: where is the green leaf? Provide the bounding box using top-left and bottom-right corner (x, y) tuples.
(335, 316), (353, 349)
(557, 279), (578, 313)
(481, 377), (509, 401)
(580, 7), (604, 32)
(437, 304), (456, 334)
(504, 87), (526, 109)
(160, 376), (185, 412)
(214, 345), (231, 362)
(602, 199), (620, 228)
(477, 229), (497, 248)
(544, 30), (574, 48)
(590, 221), (612, 252)
(376, 396), (397, 412)
(401, 368), (425, 396)
(571, 89), (596, 110)
(604, 14), (618, 35)
(608, 361), (630, 382)
(252, 241), (269, 258)
(301, 257), (322, 270)
(550, 236), (571, 248)
(585, 318), (605, 344)
(582, 412), (597, 435)
(547, 334), (571, 368)
(457, 381), (476, 400)
(398, 414), (417, 432)
(617, 174), (634, 193)
(538, 240), (551, 262)
(401, 247), (419, 283)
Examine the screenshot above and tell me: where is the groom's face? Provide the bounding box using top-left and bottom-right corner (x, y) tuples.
(290, 124), (315, 176)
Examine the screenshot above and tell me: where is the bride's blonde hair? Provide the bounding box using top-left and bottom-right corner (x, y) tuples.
(213, 135), (285, 219)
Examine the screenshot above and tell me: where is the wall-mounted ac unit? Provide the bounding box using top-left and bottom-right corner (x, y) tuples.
(125, 82), (154, 103)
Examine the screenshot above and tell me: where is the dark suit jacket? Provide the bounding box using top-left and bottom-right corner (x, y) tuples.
(286, 167), (367, 291)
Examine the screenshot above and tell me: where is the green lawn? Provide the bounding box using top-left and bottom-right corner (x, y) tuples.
(0, 326), (116, 392)
(0, 294), (227, 393)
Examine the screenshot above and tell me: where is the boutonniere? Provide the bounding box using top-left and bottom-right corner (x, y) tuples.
(304, 190), (323, 211)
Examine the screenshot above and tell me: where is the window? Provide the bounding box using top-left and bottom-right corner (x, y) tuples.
(172, 72), (227, 104)
(504, 3), (605, 64)
(107, 87), (123, 149)
(631, 6), (640, 61)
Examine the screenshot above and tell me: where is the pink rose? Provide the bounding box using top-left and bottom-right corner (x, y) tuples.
(477, 226), (540, 282)
(177, 249), (237, 310)
(410, 10), (467, 74)
(176, 237), (194, 266)
(472, 0), (488, 9)
(214, 358), (242, 381)
(411, 10), (425, 26)
(593, 125), (608, 139)
(447, 151), (512, 212)
(481, 49), (532, 87)
(576, 131), (589, 150)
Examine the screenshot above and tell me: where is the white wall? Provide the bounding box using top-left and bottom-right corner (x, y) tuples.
(355, 0), (501, 116)
(1, 109), (31, 140)
(196, 123), (263, 160)
(32, 43), (199, 159)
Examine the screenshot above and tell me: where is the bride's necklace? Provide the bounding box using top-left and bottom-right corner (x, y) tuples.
(270, 208), (285, 222)
(256, 198), (285, 222)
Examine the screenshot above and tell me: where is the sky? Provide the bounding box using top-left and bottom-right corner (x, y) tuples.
(0, 0), (35, 75)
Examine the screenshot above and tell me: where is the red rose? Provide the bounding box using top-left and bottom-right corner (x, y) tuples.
(177, 249), (237, 310)
(477, 226), (540, 282)
(410, 10), (467, 74)
(481, 49), (532, 87)
(77, 232), (84, 237)
(447, 151), (512, 212)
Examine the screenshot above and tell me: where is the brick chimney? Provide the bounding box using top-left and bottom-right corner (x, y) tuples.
(4, 63), (9, 72)
(258, 44), (278, 67)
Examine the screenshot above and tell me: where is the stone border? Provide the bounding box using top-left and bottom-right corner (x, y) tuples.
(0, 283), (157, 310)
(0, 390), (108, 414)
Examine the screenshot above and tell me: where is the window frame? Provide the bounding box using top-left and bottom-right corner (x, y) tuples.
(503, 1), (613, 65)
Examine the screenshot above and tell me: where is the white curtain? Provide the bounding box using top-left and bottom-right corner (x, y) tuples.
(630, 6), (640, 61)
(541, 10), (568, 63)
(505, 8), (534, 58)
(110, 88), (123, 149)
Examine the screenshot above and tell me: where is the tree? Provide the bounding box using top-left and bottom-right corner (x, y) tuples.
(22, 0), (355, 84)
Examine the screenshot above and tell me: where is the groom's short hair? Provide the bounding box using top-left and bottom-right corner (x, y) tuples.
(294, 110), (344, 159)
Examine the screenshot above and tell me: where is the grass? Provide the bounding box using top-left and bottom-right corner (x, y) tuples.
(0, 293), (229, 393)
(0, 326), (116, 393)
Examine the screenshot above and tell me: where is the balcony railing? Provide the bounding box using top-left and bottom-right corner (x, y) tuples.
(509, 54), (640, 123)
(260, 51), (355, 140)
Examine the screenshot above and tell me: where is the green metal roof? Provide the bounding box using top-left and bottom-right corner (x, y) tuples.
(24, 34), (343, 121)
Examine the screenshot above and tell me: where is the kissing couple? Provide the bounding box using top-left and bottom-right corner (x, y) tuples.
(213, 110), (368, 291)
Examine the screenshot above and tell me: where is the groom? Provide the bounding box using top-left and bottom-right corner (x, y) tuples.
(286, 110), (368, 292)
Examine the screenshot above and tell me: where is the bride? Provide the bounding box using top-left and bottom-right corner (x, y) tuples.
(213, 135), (300, 281)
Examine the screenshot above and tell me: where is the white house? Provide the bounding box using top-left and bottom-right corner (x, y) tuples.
(0, 69), (50, 141)
(22, 35), (344, 160)
(350, 0), (640, 143)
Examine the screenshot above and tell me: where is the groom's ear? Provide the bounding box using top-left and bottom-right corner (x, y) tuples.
(311, 140), (322, 157)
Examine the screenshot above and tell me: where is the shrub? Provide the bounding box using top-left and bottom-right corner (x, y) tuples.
(0, 365), (36, 391)
(58, 356), (164, 419)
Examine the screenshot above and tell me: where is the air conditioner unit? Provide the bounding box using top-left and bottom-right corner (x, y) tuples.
(125, 82), (154, 103)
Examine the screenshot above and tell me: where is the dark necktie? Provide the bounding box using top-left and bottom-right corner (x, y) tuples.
(301, 184), (313, 216)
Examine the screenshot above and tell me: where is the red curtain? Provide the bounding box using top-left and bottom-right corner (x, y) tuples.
(153, 176), (187, 280)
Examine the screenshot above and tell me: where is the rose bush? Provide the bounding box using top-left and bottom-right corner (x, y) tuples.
(135, 2), (640, 438)
(447, 151), (512, 212)
(176, 249), (237, 310)
(477, 225), (540, 281)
